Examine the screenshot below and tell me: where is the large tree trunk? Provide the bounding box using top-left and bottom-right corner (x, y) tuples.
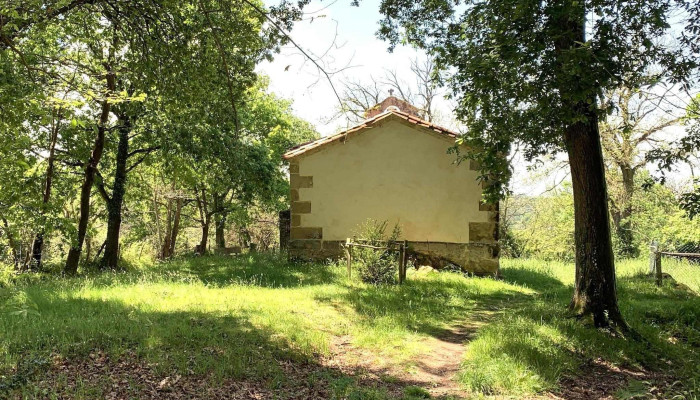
(64, 70), (114, 275)
(565, 111), (627, 329)
(553, 0), (627, 331)
(101, 117), (130, 269)
(31, 111), (62, 270)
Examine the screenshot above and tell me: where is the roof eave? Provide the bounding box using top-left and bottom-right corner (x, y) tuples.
(281, 110), (460, 160)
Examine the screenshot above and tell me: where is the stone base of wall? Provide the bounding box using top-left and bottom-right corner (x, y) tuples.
(288, 239), (499, 276)
(408, 242), (499, 276)
(288, 239), (345, 261)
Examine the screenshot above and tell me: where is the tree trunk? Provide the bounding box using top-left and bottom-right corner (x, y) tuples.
(565, 112), (627, 329)
(195, 187), (210, 255)
(160, 199), (173, 259)
(215, 213), (226, 250)
(169, 198), (182, 256)
(31, 111), (62, 270)
(101, 117), (130, 269)
(198, 221), (210, 255)
(614, 164), (638, 258)
(65, 69), (115, 275)
(153, 184), (164, 257)
(553, 0), (627, 331)
(212, 191), (227, 250)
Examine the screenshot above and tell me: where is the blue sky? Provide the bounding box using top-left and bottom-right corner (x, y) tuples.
(259, 0), (434, 136)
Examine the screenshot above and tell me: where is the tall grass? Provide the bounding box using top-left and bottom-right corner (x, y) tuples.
(1, 255), (699, 398)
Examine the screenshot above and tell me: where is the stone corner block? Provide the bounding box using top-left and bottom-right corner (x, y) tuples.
(469, 222), (497, 243)
(291, 201), (311, 214)
(290, 174), (313, 189)
(291, 227), (323, 240)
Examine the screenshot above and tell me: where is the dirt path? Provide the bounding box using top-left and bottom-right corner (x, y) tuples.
(324, 320), (486, 399)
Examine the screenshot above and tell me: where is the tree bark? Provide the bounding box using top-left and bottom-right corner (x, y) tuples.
(213, 192), (227, 250)
(195, 188), (210, 255)
(612, 164), (638, 258)
(64, 67), (114, 275)
(101, 116), (130, 269)
(215, 216), (226, 250)
(565, 112), (626, 329)
(31, 110), (62, 269)
(153, 185), (164, 258)
(169, 198), (182, 256)
(160, 198), (173, 259)
(198, 221), (210, 255)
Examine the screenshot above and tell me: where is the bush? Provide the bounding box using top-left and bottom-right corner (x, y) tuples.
(353, 220), (401, 285)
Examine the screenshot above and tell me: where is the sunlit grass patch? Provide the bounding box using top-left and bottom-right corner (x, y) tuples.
(453, 258), (700, 397)
(460, 314), (575, 395)
(2, 255), (700, 398)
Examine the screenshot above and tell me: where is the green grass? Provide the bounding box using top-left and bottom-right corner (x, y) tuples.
(1, 254), (699, 398)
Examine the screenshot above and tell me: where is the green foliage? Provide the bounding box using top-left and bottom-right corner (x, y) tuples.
(0, 0), (317, 267)
(680, 181), (700, 220)
(353, 220), (401, 285)
(506, 176), (700, 260)
(508, 188), (575, 261)
(377, 0), (697, 201)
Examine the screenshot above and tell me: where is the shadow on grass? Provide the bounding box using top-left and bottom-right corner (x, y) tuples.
(316, 262), (700, 397)
(1, 293), (441, 399)
(316, 272), (531, 338)
(158, 253), (339, 288)
(499, 266), (571, 293)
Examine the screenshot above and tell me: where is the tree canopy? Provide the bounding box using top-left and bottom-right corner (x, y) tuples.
(377, 0), (699, 329)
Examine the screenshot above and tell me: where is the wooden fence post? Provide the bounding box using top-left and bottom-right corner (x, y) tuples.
(399, 240), (407, 284)
(649, 240), (658, 275)
(345, 238), (352, 279)
(649, 240), (663, 286)
(655, 250), (663, 287)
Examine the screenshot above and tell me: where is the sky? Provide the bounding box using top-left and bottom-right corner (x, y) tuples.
(258, 0), (439, 136)
(258, 0), (697, 195)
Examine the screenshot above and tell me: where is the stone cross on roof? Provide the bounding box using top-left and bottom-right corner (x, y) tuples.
(364, 95), (420, 119)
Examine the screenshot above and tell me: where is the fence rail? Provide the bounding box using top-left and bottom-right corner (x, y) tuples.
(342, 238), (409, 284)
(649, 241), (700, 290)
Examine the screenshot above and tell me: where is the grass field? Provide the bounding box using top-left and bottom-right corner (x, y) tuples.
(1, 255), (699, 399)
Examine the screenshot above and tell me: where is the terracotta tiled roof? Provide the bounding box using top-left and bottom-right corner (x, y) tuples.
(364, 96), (421, 119)
(282, 109), (460, 160)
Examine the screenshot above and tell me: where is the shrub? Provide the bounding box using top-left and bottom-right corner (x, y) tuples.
(353, 220), (401, 285)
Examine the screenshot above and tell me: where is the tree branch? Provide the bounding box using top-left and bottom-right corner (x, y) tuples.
(94, 169), (112, 203)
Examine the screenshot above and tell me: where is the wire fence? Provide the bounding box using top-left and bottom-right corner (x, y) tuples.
(650, 241), (700, 292)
